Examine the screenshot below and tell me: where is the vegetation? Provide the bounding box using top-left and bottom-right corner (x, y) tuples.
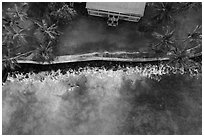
(2, 2), (76, 61)
(151, 26), (176, 55)
(2, 2), (201, 67)
(147, 2), (202, 73)
(48, 2), (77, 26)
(3, 3), (32, 75)
(149, 2), (201, 25)
(151, 2), (178, 25)
(2, 2), (202, 135)
(138, 2), (201, 73)
(149, 26), (201, 72)
(2, 2), (76, 80)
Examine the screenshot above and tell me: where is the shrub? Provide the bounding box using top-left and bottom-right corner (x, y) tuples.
(48, 3), (77, 26)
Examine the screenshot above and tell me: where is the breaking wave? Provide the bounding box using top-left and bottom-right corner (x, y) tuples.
(2, 65), (202, 134)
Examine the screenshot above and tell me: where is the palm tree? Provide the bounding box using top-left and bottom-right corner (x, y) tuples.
(177, 2), (202, 13)
(178, 25), (202, 55)
(3, 24), (28, 49)
(2, 3), (32, 82)
(186, 25), (202, 43)
(3, 3), (30, 59)
(166, 45), (201, 73)
(34, 19), (60, 40)
(2, 25), (30, 75)
(2, 57), (17, 83)
(151, 26), (176, 54)
(12, 28), (28, 45)
(32, 19), (60, 62)
(166, 25), (202, 72)
(6, 3), (28, 22)
(151, 2), (179, 24)
(33, 41), (55, 62)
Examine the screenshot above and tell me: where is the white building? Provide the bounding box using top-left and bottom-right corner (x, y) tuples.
(86, 2), (146, 26)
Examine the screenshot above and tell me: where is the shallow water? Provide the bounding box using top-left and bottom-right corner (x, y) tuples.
(2, 68), (202, 134)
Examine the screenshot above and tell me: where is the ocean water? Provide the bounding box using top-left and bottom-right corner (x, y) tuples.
(2, 67), (202, 134)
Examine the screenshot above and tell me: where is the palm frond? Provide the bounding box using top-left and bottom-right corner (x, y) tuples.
(6, 3), (28, 22)
(186, 25), (202, 43)
(152, 32), (164, 39)
(152, 2), (178, 24)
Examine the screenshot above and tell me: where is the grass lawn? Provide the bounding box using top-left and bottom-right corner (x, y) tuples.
(55, 3), (201, 56)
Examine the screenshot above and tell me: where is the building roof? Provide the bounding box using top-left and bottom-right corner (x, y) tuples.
(86, 2), (146, 16)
